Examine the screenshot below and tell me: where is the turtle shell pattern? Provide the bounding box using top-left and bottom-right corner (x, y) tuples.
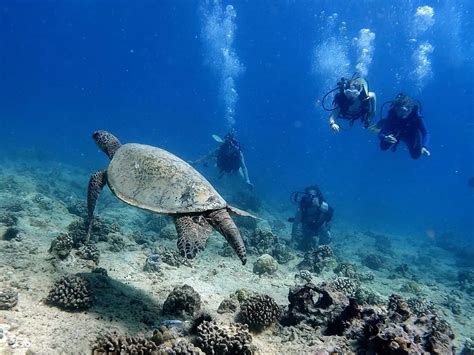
(107, 143), (226, 214)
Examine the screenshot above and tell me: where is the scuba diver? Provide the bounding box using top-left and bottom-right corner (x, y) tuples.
(376, 93), (430, 159)
(191, 132), (253, 188)
(322, 74), (376, 132)
(289, 185), (334, 250)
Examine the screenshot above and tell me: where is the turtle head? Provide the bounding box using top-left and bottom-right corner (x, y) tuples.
(92, 130), (122, 159)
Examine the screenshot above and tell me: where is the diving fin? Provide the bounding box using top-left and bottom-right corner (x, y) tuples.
(212, 134), (224, 143)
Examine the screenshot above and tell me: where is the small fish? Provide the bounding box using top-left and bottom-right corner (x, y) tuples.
(159, 319), (183, 327)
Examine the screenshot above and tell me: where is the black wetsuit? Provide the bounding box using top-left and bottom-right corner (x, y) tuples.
(378, 107), (430, 159)
(333, 92), (371, 127)
(293, 196), (334, 249)
(216, 140), (241, 174)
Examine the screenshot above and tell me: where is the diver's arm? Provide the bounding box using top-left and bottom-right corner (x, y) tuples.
(418, 117), (431, 156)
(239, 152), (251, 185)
(368, 92), (376, 120)
(328, 107), (341, 132)
(418, 117), (430, 148)
(192, 148), (218, 165)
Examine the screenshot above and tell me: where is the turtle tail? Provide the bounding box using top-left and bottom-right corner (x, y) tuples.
(207, 209), (247, 265)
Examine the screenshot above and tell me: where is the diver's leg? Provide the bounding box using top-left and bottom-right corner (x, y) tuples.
(379, 140), (392, 151)
(86, 169), (107, 243)
(318, 223), (332, 245)
(406, 132), (422, 159)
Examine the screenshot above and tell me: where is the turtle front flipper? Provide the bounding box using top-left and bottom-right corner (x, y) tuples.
(175, 214), (213, 260)
(86, 169), (107, 243)
(207, 209), (247, 265)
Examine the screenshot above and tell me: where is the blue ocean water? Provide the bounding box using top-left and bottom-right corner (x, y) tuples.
(0, 0), (472, 249)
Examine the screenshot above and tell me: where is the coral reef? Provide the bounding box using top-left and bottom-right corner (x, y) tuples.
(280, 283), (455, 354)
(76, 243), (100, 264)
(66, 200), (88, 218)
(108, 233), (127, 252)
(92, 332), (159, 354)
(0, 287), (18, 310)
(297, 245), (334, 273)
(67, 218), (120, 247)
(46, 274), (93, 311)
(151, 326), (180, 345)
(329, 277), (360, 297)
(252, 254), (278, 275)
(195, 320), (252, 355)
(154, 246), (192, 267)
(271, 242), (295, 264)
(295, 270), (313, 284)
(248, 227), (278, 255)
(238, 294), (281, 331)
(217, 297), (239, 314)
(162, 340), (204, 354)
(280, 283), (347, 329)
(407, 296), (436, 316)
(162, 285), (202, 318)
(48, 233), (73, 259)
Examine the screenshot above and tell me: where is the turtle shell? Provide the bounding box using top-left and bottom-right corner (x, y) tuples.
(107, 143), (227, 214)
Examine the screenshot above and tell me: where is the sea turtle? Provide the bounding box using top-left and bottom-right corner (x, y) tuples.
(86, 130), (254, 265)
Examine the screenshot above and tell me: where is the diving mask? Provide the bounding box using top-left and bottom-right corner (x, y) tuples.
(344, 87), (360, 99)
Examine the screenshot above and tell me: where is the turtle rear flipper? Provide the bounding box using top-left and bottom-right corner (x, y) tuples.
(86, 169), (108, 243)
(175, 215), (213, 260)
(207, 209), (247, 265)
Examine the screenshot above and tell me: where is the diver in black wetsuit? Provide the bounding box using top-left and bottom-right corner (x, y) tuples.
(290, 185), (334, 250)
(191, 132), (252, 187)
(324, 76), (377, 132)
(378, 93), (430, 159)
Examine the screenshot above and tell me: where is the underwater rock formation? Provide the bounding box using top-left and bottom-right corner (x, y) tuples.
(238, 294), (281, 331)
(217, 297), (240, 314)
(164, 340), (204, 354)
(92, 332), (159, 354)
(162, 285), (202, 318)
(67, 218), (120, 247)
(0, 287), (18, 310)
(297, 245), (334, 273)
(248, 226), (278, 256)
(329, 277), (360, 297)
(46, 274), (92, 311)
(195, 320), (252, 355)
(76, 243), (100, 264)
(271, 242), (295, 264)
(154, 246), (192, 267)
(48, 233), (73, 259)
(252, 254), (278, 275)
